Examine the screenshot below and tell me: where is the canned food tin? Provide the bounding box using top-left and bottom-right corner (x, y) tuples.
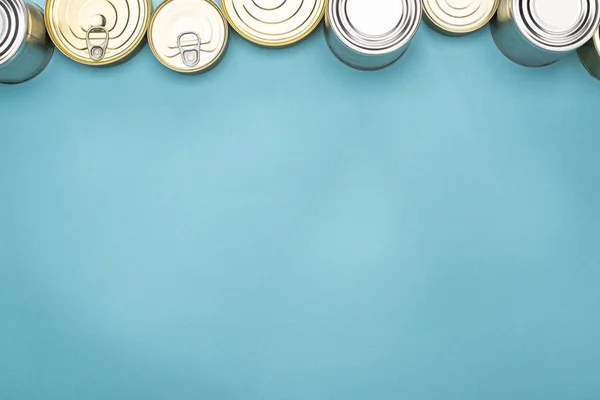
(0, 0), (53, 83)
(222, 0), (325, 47)
(491, 0), (600, 67)
(45, 0), (151, 66)
(578, 27), (600, 80)
(148, 0), (228, 73)
(325, 0), (422, 70)
(423, 0), (499, 35)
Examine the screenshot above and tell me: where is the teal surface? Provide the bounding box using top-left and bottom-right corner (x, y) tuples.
(1, 1), (600, 398)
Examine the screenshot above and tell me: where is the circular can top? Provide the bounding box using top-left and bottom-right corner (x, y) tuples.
(148, 0), (228, 73)
(423, 0), (499, 35)
(327, 0), (422, 54)
(45, 0), (151, 65)
(0, 0), (26, 66)
(515, 0), (600, 51)
(222, 0), (325, 47)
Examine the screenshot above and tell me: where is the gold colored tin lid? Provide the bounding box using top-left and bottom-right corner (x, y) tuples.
(45, 0), (151, 65)
(222, 0), (325, 47)
(423, 0), (499, 35)
(148, 0), (228, 73)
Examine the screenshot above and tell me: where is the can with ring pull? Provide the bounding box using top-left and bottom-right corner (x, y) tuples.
(148, 0), (229, 74)
(45, 0), (152, 66)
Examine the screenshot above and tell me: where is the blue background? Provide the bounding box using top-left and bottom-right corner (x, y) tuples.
(1, 1), (600, 398)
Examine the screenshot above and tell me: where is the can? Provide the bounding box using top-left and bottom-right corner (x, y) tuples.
(45, 0), (151, 66)
(490, 0), (600, 67)
(423, 0), (499, 36)
(222, 0), (325, 47)
(0, 0), (54, 84)
(148, 0), (228, 74)
(325, 0), (422, 70)
(578, 27), (600, 80)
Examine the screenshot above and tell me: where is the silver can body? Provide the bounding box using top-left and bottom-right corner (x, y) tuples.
(490, 0), (600, 67)
(0, 0), (54, 84)
(325, 0), (422, 70)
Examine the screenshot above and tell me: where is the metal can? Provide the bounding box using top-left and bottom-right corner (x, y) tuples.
(148, 0), (228, 74)
(0, 0), (54, 84)
(490, 0), (600, 67)
(423, 0), (499, 36)
(45, 0), (151, 66)
(222, 0), (325, 47)
(578, 27), (600, 80)
(325, 0), (422, 70)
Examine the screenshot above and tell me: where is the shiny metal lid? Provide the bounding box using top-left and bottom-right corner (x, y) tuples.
(515, 0), (600, 51)
(148, 0), (228, 73)
(0, 0), (26, 66)
(423, 0), (499, 35)
(327, 0), (422, 54)
(45, 0), (151, 65)
(222, 0), (325, 47)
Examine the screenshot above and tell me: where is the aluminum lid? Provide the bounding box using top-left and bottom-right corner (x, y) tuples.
(423, 0), (499, 35)
(0, 0), (26, 66)
(515, 0), (600, 51)
(148, 0), (228, 73)
(222, 0), (325, 47)
(45, 0), (151, 65)
(328, 0), (422, 55)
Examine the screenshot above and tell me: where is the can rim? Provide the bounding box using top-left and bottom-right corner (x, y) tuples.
(422, 0), (499, 35)
(148, 0), (228, 73)
(594, 27), (600, 55)
(327, 0), (421, 55)
(0, 0), (26, 66)
(44, 0), (152, 66)
(512, 0), (600, 52)
(221, 0), (325, 47)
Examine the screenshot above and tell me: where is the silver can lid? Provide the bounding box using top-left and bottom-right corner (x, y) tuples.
(0, 0), (26, 66)
(515, 0), (600, 51)
(327, 0), (421, 55)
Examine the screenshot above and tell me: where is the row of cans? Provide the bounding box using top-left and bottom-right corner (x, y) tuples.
(2, 0), (600, 83)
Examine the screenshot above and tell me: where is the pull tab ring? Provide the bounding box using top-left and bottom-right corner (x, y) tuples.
(177, 32), (201, 67)
(86, 26), (109, 61)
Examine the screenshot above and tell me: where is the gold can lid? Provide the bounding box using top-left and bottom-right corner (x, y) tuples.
(45, 0), (151, 65)
(148, 0), (228, 73)
(423, 0), (499, 35)
(222, 0), (325, 47)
